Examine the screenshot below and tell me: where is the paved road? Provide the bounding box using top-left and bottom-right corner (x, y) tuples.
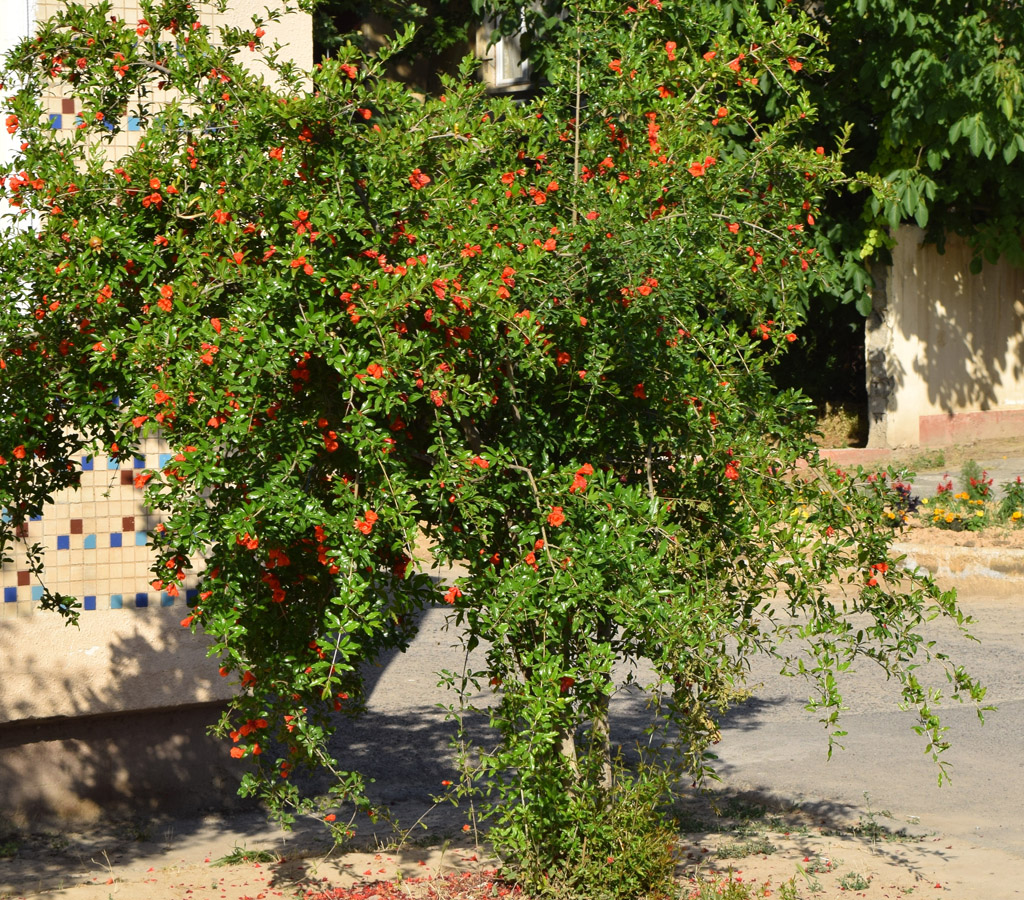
(336, 583), (1024, 864)
(711, 588), (1024, 857)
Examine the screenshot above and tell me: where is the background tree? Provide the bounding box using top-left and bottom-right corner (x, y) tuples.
(1, 1), (986, 896)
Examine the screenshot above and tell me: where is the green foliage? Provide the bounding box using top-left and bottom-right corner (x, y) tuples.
(838, 871), (871, 891)
(998, 476), (1024, 522)
(820, 0), (1024, 266)
(484, 761), (678, 900)
(468, 0), (1024, 268)
(211, 845), (279, 866)
(683, 874), (769, 900)
(961, 459), (993, 502)
(0, 1), (987, 895)
(715, 836), (776, 859)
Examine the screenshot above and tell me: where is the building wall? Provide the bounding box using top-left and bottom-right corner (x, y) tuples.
(867, 226), (1024, 448)
(0, 0), (310, 823)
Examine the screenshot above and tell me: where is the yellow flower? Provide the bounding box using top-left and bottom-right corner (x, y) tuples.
(975, 510), (984, 518)
(945, 513), (955, 523)
(1012, 510), (1022, 521)
(921, 498), (929, 505)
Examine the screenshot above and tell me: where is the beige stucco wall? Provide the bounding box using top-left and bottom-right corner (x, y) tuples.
(867, 226), (1024, 448)
(220, 0), (312, 76)
(0, 0), (309, 730)
(0, 607), (230, 724)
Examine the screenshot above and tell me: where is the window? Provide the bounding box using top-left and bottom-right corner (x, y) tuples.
(477, 15), (531, 92)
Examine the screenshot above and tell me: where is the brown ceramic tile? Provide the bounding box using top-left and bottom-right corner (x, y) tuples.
(17, 570), (29, 586)
(120, 470), (133, 485)
(70, 519), (83, 534)
(122, 516), (135, 532)
(62, 97), (75, 114)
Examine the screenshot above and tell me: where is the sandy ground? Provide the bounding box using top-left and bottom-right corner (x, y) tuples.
(3, 808), (1023, 900)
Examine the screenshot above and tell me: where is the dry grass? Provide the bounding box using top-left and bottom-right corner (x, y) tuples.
(813, 403), (867, 449)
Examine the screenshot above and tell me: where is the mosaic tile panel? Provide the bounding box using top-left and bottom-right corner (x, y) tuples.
(0, 437), (199, 618)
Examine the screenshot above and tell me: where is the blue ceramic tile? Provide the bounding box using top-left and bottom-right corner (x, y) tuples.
(135, 592), (148, 608)
(110, 594), (123, 609)
(127, 116), (141, 131)
(31, 585), (43, 601)
(135, 531), (148, 546)
(133, 457), (145, 469)
(110, 533), (122, 548)
(4, 587), (17, 603)
(84, 595), (96, 610)
(81, 456), (94, 471)
(57, 535), (70, 550)
(49, 114), (62, 129)
(161, 592), (174, 607)
(159, 452), (173, 467)
(83, 534), (96, 549)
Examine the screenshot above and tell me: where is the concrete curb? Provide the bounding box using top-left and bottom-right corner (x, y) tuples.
(893, 542), (1024, 584)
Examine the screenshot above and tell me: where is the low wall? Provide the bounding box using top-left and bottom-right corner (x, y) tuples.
(866, 227), (1024, 448)
(0, 702), (248, 827)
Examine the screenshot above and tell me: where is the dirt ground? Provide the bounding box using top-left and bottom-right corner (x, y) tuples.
(3, 805), (1020, 900)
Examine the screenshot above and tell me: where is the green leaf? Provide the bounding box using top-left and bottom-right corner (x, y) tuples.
(969, 119), (985, 156)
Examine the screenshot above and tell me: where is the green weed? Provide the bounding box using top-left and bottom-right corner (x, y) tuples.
(839, 871), (871, 890)
(211, 845), (279, 866)
(906, 450), (945, 471)
(683, 871), (771, 900)
(716, 836), (776, 859)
